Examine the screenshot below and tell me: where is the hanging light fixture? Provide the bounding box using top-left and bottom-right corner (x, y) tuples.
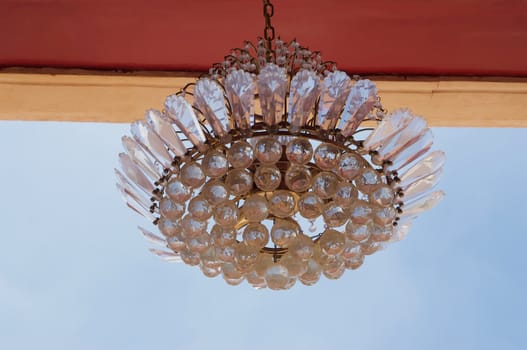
(116, 0), (445, 290)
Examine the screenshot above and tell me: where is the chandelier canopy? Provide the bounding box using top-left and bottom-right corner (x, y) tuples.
(116, 0), (444, 290)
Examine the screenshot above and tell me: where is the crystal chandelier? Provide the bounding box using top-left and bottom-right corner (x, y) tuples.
(116, 0), (445, 290)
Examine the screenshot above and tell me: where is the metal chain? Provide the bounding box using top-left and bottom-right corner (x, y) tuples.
(263, 0), (275, 55)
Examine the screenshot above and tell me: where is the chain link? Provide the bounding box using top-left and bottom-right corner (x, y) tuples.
(263, 0), (275, 55)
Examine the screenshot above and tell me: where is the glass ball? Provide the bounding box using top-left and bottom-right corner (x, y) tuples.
(322, 258), (345, 280)
(159, 198), (185, 221)
(246, 271), (267, 289)
(201, 180), (229, 205)
(200, 247), (221, 268)
(371, 185), (395, 207)
(187, 233), (210, 253)
(224, 276), (245, 286)
(255, 136), (282, 164)
(322, 202), (349, 227)
(285, 137), (313, 165)
(166, 178), (191, 202)
(242, 223), (269, 248)
(333, 182), (358, 207)
(313, 245), (338, 267)
(288, 234), (315, 260)
(255, 253), (274, 277)
(312, 171), (340, 199)
(318, 229), (346, 256)
(188, 196), (212, 220)
(349, 200), (373, 225)
(158, 217), (181, 237)
(213, 201), (240, 228)
(285, 165), (312, 193)
(338, 152), (363, 180)
(180, 248), (200, 266)
(216, 245), (236, 262)
(298, 192), (323, 219)
(271, 218), (300, 246)
(227, 141), (254, 168)
(371, 224), (393, 242)
(268, 190), (297, 218)
(344, 255), (364, 270)
(264, 263), (290, 290)
(299, 259), (322, 286)
(341, 239), (362, 259)
(201, 264), (221, 278)
(234, 243), (259, 273)
(222, 262), (243, 279)
(180, 214), (207, 238)
(355, 168), (382, 194)
(361, 240), (383, 255)
(180, 162), (205, 188)
(254, 165), (282, 192)
(210, 224), (237, 247)
(167, 235), (186, 252)
(225, 169), (253, 196)
(345, 221), (372, 242)
(373, 206), (396, 226)
(280, 253), (308, 277)
(201, 150), (229, 178)
(241, 195), (269, 222)
(314, 143), (340, 170)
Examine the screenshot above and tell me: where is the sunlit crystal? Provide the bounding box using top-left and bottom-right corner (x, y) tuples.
(257, 63), (287, 126)
(400, 190), (444, 219)
(167, 234), (186, 252)
(341, 240), (362, 260)
(371, 224), (393, 242)
(122, 136), (161, 180)
(398, 150), (445, 189)
(194, 78), (231, 137)
(349, 200), (373, 224)
(373, 206), (396, 226)
(224, 69), (255, 129)
(130, 120), (173, 168)
(264, 263), (290, 290)
(280, 254), (308, 277)
(333, 182), (358, 207)
(288, 69), (320, 132)
(371, 185), (395, 207)
(210, 224), (237, 247)
(158, 217), (181, 237)
(376, 115), (428, 162)
(363, 109), (413, 151)
(388, 129), (434, 171)
(180, 214), (207, 238)
(355, 168), (382, 194)
(299, 259), (322, 286)
(318, 71), (352, 130)
(288, 234), (315, 260)
(118, 153), (155, 194)
(187, 234), (210, 253)
(402, 168), (443, 201)
(234, 243), (259, 273)
(339, 79), (378, 137)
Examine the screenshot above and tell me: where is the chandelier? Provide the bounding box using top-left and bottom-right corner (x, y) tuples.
(115, 0), (445, 290)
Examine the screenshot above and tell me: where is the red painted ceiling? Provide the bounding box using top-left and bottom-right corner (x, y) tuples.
(1, 0), (527, 76)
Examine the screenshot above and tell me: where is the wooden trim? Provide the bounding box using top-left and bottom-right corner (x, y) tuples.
(1, 68), (526, 127)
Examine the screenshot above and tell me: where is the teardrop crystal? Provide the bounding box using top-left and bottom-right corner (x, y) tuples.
(194, 78), (231, 137)
(122, 135), (161, 180)
(164, 94), (207, 151)
(145, 109), (186, 156)
(130, 120), (173, 168)
(339, 79), (377, 137)
(363, 109), (414, 151)
(318, 71), (352, 130)
(288, 69), (320, 132)
(257, 63), (287, 126)
(224, 69), (255, 130)
(398, 150), (446, 189)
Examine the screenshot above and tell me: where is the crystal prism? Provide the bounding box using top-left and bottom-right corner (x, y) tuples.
(164, 94), (207, 151)
(116, 182), (155, 221)
(257, 63), (287, 126)
(339, 79), (377, 137)
(138, 226), (166, 247)
(400, 190), (444, 219)
(317, 70), (352, 130)
(118, 153), (155, 194)
(402, 168), (443, 201)
(145, 109), (186, 156)
(130, 120), (172, 168)
(288, 69), (320, 132)
(398, 150), (446, 189)
(194, 78), (231, 137)
(224, 69), (255, 130)
(389, 223), (412, 242)
(122, 136), (161, 180)
(116, 182), (152, 215)
(376, 116), (428, 162)
(115, 169), (154, 209)
(363, 109), (413, 151)
(389, 129), (434, 171)
(149, 248), (182, 263)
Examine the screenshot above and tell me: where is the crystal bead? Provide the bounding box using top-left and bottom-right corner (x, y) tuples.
(322, 257), (345, 279)
(371, 224), (393, 242)
(288, 234), (315, 260)
(254, 136), (282, 164)
(167, 235), (186, 252)
(363, 109), (413, 151)
(355, 169), (382, 194)
(241, 195), (269, 222)
(285, 138), (313, 165)
(254, 165), (282, 191)
(285, 165), (312, 193)
(373, 206), (396, 226)
(371, 185), (395, 207)
(234, 243), (259, 273)
(224, 69), (255, 129)
(210, 224), (237, 247)
(264, 263), (290, 290)
(318, 71), (352, 130)
(227, 141), (254, 169)
(271, 219), (300, 246)
(224, 276), (245, 286)
(255, 253), (274, 277)
(299, 259), (322, 286)
(187, 233), (210, 253)
(158, 217), (181, 237)
(130, 120), (173, 168)
(341, 240), (362, 260)
(338, 152), (363, 180)
(246, 271), (267, 289)
(201, 180), (229, 205)
(345, 221), (372, 242)
(312, 171), (340, 199)
(298, 192), (323, 219)
(242, 223), (269, 248)
(322, 202), (349, 227)
(257, 64), (288, 126)
(225, 169), (253, 196)
(164, 94), (207, 151)
(213, 201), (240, 228)
(361, 240), (384, 255)
(180, 215), (207, 238)
(222, 262), (243, 279)
(201, 265), (221, 278)
(202, 150), (229, 178)
(349, 200), (373, 224)
(180, 162), (206, 188)
(194, 78), (231, 137)
(280, 254), (308, 277)
(188, 196), (213, 221)
(314, 143), (341, 170)
(268, 190), (297, 218)
(318, 229), (346, 256)
(145, 109), (186, 156)
(288, 69), (320, 132)
(200, 247), (220, 268)
(398, 150), (445, 189)
(216, 245), (236, 263)
(166, 178), (191, 202)
(339, 79), (378, 137)
(333, 182), (358, 207)
(344, 255), (364, 270)
(159, 197), (185, 221)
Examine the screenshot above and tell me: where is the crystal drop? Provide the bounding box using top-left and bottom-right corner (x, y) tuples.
(165, 178), (191, 202)
(344, 255), (364, 270)
(158, 217), (181, 237)
(159, 197), (185, 220)
(201, 264), (222, 278)
(213, 201), (240, 228)
(400, 190), (444, 219)
(187, 233), (210, 253)
(288, 234), (315, 260)
(241, 195), (269, 222)
(339, 79), (378, 137)
(280, 254), (308, 277)
(288, 69), (320, 132)
(376, 115), (428, 162)
(338, 152), (363, 180)
(114, 169), (153, 210)
(180, 215), (207, 238)
(255, 253), (274, 277)
(318, 229), (346, 256)
(164, 94), (207, 151)
(224, 69), (255, 129)
(361, 240), (384, 255)
(389, 222), (412, 242)
(122, 136), (161, 180)
(268, 190), (297, 218)
(242, 223), (269, 248)
(309, 221), (317, 233)
(254, 165), (282, 191)
(116, 183), (155, 221)
(355, 168), (382, 194)
(388, 129), (434, 171)
(118, 153), (155, 193)
(398, 150), (446, 189)
(349, 200), (373, 224)
(130, 120), (172, 168)
(314, 143), (341, 170)
(188, 196), (213, 220)
(138, 226), (166, 247)
(323, 262), (346, 280)
(216, 245), (236, 263)
(180, 248), (201, 266)
(234, 243), (259, 273)
(312, 171), (340, 199)
(225, 169), (253, 196)
(200, 247), (221, 268)
(298, 192), (323, 219)
(341, 240), (362, 260)
(224, 276), (245, 286)
(371, 224), (393, 242)
(402, 168), (443, 202)
(322, 202), (349, 227)
(180, 162), (205, 188)
(299, 259), (322, 286)
(271, 219), (300, 246)
(285, 165), (312, 193)
(318, 71), (352, 130)
(264, 263), (290, 290)
(201, 180), (229, 205)
(194, 78), (231, 137)
(167, 235), (186, 252)
(210, 224), (237, 247)
(333, 182), (358, 207)
(373, 206), (396, 226)
(149, 248), (182, 263)
(371, 185), (395, 207)
(285, 138), (313, 165)
(257, 63), (288, 126)
(202, 150), (229, 178)
(362, 109), (413, 151)
(345, 221), (372, 243)
(227, 141), (254, 169)
(255, 136), (282, 164)
(145, 109), (186, 156)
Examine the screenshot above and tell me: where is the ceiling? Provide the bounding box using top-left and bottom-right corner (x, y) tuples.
(1, 0), (527, 76)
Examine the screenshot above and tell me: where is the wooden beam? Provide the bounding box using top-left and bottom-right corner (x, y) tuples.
(1, 68), (526, 127)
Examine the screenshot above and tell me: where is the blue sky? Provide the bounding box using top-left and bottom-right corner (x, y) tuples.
(0, 122), (526, 349)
